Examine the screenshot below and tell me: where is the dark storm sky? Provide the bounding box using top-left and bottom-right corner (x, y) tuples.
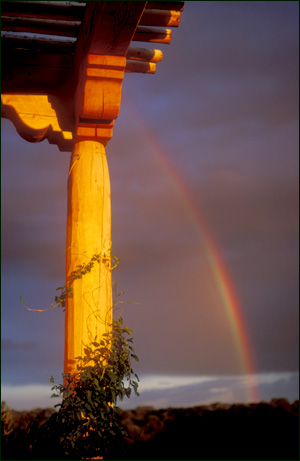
(1, 1), (299, 409)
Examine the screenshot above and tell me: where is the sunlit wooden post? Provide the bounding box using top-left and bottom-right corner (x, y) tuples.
(1, 1), (184, 377)
(63, 4), (142, 374)
(65, 140), (112, 373)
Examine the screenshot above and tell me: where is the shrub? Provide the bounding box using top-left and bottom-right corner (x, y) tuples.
(41, 316), (139, 459)
(19, 253), (139, 459)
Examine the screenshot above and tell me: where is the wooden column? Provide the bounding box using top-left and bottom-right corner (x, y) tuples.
(1, 0), (185, 386)
(64, 140), (112, 375)
(62, 54), (126, 377)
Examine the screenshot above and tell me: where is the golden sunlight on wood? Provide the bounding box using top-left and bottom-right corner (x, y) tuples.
(1, 94), (73, 150)
(64, 140), (112, 376)
(1, 0), (185, 380)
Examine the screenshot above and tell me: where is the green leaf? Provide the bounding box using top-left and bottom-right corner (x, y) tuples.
(30, 255), (141, 457)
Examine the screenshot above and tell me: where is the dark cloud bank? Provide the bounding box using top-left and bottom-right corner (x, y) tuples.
(1, 1), (299, 405)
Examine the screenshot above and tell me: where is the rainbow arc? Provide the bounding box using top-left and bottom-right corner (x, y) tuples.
(123, 97), (259, 402)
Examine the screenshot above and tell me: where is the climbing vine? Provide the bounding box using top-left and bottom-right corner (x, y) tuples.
(21, 253), (139, 459)
(41, 317), (139, 459)
(21, 252), (120, 314)
(55, 252), (120, 311)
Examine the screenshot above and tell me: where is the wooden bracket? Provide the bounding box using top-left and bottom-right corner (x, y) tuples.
(75, 54), (126, 146)
(72, 1), (146, 145)
(1, 94), (73, 151)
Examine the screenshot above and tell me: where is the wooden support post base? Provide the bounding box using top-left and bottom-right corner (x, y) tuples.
(64, 140), (112, 376)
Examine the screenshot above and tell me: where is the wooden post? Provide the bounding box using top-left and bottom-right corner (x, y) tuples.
(64, 140), (112, 375)
(1, 0), (184, 383)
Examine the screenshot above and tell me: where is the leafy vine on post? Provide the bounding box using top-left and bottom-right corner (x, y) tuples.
(23, 254), (139, 460)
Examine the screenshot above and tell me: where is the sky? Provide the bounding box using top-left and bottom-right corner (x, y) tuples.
(1, 1), (299, 411)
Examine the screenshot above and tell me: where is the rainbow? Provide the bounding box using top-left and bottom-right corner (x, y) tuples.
(123, 97), (259, 402)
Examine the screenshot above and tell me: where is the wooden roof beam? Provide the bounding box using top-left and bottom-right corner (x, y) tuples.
(1, 1), (86, 21)
(1, 1), (185, 148)
(125, 60), (156, 74)
(1, 16), (81, 38)
(1, 32), (76, 53)
(133, 26), (172, 45)
(126, 46), (163, 63)
(1, 47), (162, 94)
(125, 47), (164, 74)
(139, 9), (181, 27)
(3, 46), (162, 71)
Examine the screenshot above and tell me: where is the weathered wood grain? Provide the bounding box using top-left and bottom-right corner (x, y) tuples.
(1, 16), (80, 37)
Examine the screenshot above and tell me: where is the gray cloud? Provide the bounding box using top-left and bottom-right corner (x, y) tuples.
(1, 339), (37, 352)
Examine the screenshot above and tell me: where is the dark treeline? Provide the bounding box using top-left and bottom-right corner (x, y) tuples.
(1, 398), (299, 460)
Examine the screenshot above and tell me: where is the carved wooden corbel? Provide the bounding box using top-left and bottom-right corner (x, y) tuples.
(75, 54), (126, 145)
(1, 94), (74, 151)
(0, 53), (127, 149)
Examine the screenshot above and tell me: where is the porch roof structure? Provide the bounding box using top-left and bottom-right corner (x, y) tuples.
(1, 1), (184, 150)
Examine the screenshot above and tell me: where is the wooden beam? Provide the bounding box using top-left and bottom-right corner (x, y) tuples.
(125, 60), (156, 74)
(3, 1), (85, 5)
(1, 32), (75, 53)
(133, 26), (172, 44)
(1, 94), (73, 151)
(1, 16), (80, 37)
(1, 1), (86, 22)
(1, 0), (184, 148)
(74, 1), (147, 65)
(74, 2), (147, 144)
(75, 54), (126, 132)
(126, 46), (163, 62)
(139, 9), (181, 27)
